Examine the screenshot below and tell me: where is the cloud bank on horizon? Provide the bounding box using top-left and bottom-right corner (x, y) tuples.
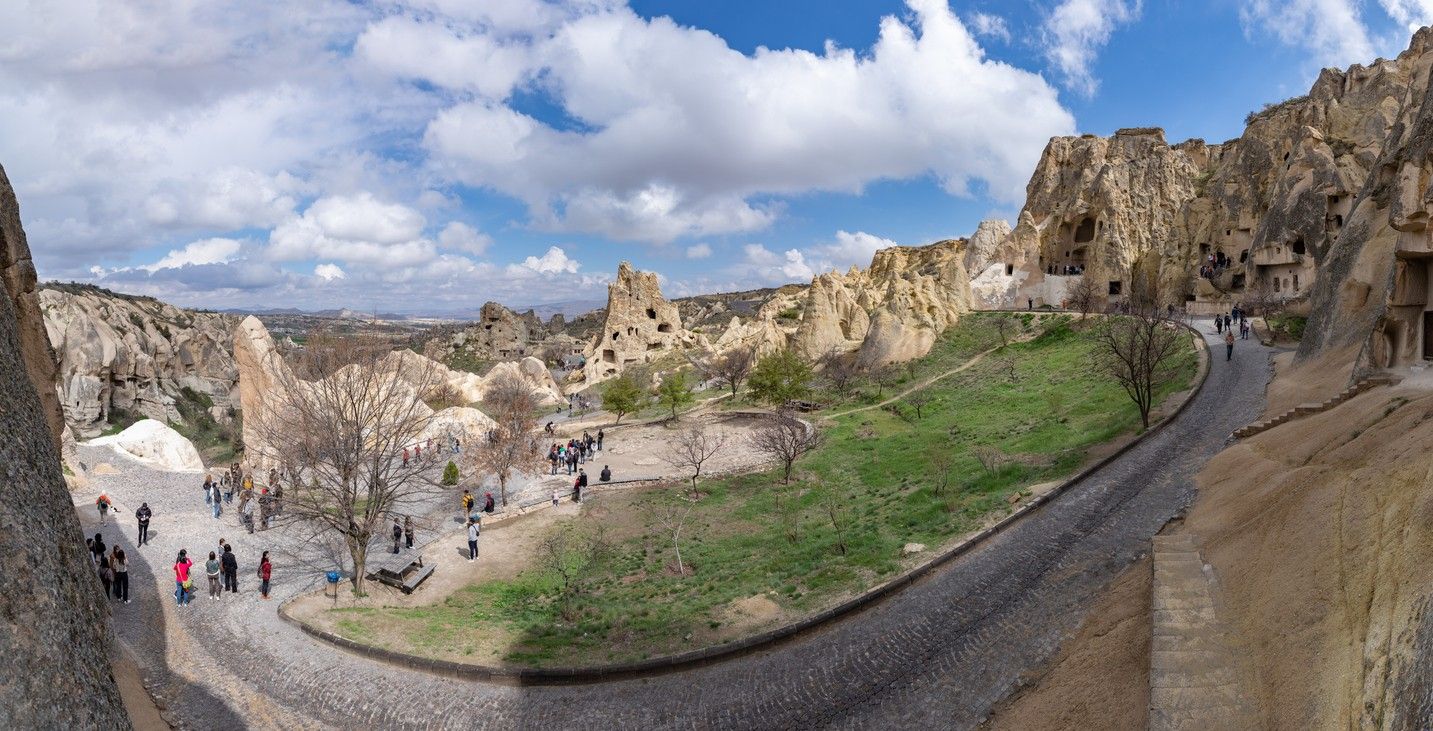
(0, 0), (1429, 313)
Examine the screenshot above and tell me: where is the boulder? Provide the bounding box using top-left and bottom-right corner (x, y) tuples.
(88, 418), (205, 472)
(420, 406), (498, 446)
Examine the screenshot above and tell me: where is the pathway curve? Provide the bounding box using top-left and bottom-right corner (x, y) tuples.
(78, 319), (1270, 730)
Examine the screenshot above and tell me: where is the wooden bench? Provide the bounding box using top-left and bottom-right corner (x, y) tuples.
(366, 553), (434, 594)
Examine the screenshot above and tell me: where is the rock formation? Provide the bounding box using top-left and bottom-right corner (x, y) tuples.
(88, 418), (205, 472)
(424, 300), (585, 368)
(233, 315), (294, 466)
(0, 161), (129, 726)
(42, 284), (239, 437)
(0, 164), (64, 449)
(578, 262), (697, 386)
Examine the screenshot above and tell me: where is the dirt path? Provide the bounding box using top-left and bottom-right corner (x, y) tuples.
(823, 341), (1013, 420)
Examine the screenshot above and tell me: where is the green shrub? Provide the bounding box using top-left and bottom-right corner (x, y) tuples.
(442, 461), (460, 486)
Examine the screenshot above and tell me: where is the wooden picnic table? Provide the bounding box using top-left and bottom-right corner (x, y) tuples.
(366, 552), (434, 594)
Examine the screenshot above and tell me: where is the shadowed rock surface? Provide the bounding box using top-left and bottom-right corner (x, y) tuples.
(0, 161), (129, 728)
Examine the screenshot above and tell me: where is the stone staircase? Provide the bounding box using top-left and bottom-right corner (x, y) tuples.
(1232, 374), (1398, 440)
(1149, 534), (1257, 730)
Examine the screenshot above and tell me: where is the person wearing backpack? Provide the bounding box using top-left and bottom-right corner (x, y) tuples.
(173, 550), (194, 607)
(221, 544), (239, 593)
(461, 490), (475, 523)
(259, 551), (273, 600)
(466, 519), (480, 561)
(95, 492), (112, 524)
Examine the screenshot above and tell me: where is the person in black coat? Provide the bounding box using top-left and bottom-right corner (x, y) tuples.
(391, 518), (402, 554)
(221, 545), (239, 593)
(135, 503), (152, 546)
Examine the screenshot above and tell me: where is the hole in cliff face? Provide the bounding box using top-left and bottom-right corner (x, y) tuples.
(611, 331), (620, 341)
(602, 349), (616, 363)
(657, 323), (673, 333)
(1005, 264), (1014, 276)
(1293, 238), (1306, 255)
(1232, 273), (1246, 288)
(1073, 218), (1096, 243)
(646, 308), (657, 319)
(1108, 280), (1123, 296)
(647, 342), (663, 351)
(1240, 249), (1249, 263)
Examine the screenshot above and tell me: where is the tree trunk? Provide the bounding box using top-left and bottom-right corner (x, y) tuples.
(499, 475), (509, 506)
(350, 541), (369, 595)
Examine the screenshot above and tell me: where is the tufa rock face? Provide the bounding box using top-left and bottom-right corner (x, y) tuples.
(580, 262), (694, 386)
(233, 315), (293, 466)
(0, 164), (64, 449)
(41, 285), (239, 438)
(88, 418), (205, 472)
(0, 161), (129, 727)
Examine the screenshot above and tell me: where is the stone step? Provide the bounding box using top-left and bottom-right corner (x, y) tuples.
(1150, 533), (1258, 730)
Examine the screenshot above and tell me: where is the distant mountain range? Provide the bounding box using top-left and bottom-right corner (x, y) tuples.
(219, 299), (607, 322)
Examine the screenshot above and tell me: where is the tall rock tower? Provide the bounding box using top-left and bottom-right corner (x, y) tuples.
(0, 163), (130, 726)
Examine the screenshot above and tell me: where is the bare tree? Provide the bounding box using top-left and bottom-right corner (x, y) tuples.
(1000, 355), (1019, 383)
(905, 390), (932, 420)
(540, 341), (569, 367)
(930, 448), (956, 496)
(750, 410), (822, 483)
(652, 488), (699, 576)
(820, 484), (852, 555)
(972, 445), (1007, 475)
(699, 346), (756, 398)
(1248, 276), (1283, 320)
(251, 331), (440, 595)
(1092, 309), (1187, 429)
(1066, 276), (1099, 320)
(993, 317), (1011, 348)
(469, 373), (545, 506)
(537, 523), (611, 619)
(663, 425), (729, 492)
(819, 348), (862, 397)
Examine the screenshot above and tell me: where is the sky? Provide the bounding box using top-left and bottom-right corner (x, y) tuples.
(1, 0), (1431, 315)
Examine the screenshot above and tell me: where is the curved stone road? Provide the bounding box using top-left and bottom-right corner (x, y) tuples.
(77, 319), (1270, 730)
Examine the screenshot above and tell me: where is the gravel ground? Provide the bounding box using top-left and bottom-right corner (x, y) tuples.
(70, 319), (1270, 730)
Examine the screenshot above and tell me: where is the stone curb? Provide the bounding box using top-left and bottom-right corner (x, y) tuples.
(278, 318), (1212, 686)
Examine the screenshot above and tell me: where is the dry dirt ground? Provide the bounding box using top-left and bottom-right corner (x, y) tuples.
(987, 346), (1433, 730)
(982, 556), (1152, 731)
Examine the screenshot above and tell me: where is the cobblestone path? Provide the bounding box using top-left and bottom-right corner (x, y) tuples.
(76, 320), (1270, 730)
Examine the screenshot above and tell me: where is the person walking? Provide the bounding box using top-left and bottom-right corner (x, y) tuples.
(1215, 316), (1224, 334)
(95, 492), (112, 525)
(259, 551), (272, 600)
(1240, 319), (1250, 340)
(466, 519), (480, 562)
(135, 502), (152, 546)
(173, 550), (194, 607)
(1225, 330), (1236, 361)
(404, 515), (414, 549)
(206, 551), (222, 599)
(391, 518), (402, 554)
(111, 548), (129, 604)
(221, 544), (239, 593)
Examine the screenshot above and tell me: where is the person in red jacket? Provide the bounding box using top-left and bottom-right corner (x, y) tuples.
(259, 551), (273, 600)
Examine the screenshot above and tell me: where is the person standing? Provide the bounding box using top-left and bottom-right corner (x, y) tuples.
(466, 519), (480, 562)
(98, 545), (114, 598)
(552, 487), (560, 506)
(391, 518), (403, 554)
(221, 544), (239, 593)
(1028, 297), (1034, 311)
(259, 551), (273, 600)
(461, 490), (475, 523)
(173, 550), (193, 607)
(111, 548), (129, 604)
(573, 469), (587, 503)
(96, 492), (112, 525)
(211, 483), (222, 519)
(135, 502), (152, 546)
(404, 515), (414, 549)
(1215, 316), (1224, 334)
(91, 533), (107, 567)
(203, 474), (214, 506)
(241, 497), (255, 534)
(1225, 330), (1236, 361)
(596, 429), (604, 452)
(206, 551), (222, 600)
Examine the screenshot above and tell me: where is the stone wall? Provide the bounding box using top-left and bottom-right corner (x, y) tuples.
(0, 161), (129, 727)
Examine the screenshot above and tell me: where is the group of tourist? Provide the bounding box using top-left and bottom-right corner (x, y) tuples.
(402, 437), (460, 467)
(548, 430), (603, 475)
(86, 532), (129, 604)
(1216, 307), (1251, 360)
(1200, 251), (1235, 281)
(173, 540), (272, 606)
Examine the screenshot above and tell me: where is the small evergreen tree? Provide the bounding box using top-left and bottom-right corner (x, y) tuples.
(748, 349), (814, 406)
(602, 375), (646, 424)
(442, 460), (460, 486)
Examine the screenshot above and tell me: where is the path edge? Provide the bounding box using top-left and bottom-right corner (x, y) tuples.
(277, 318), (1213, 686)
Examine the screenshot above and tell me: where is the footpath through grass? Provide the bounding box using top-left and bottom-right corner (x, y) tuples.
(324, 313), (1199, 667)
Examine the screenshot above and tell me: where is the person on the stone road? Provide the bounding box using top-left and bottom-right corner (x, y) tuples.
(391, 518), (402, 554)
(461, 489), (475, 522)
(135, 502), (152, 546)
(204, 473), (214, 506)
(574, 469), (587, 502)
(600, 465), (611, 482)
(1225, 330), (1236, 361)
(98, 544), (114, 597)
(1215, 315), (1224, 334)
(552, 487), (560, 506)
(596, 429), (604, 451)
(1240, 319), (1250, 340)
(221, 543), (239, 593)
(259, 551), (273, 600)
(96, 491), (111, 524)
(111, 547), (129, 604)
(91, 532), (106, 566)
(466, 518), (480, 561)
(404, 515), (414, 549)
(211, 482), (222, 519)
(206, 551), (222, 600)
(173, 549), (194, 607)
(241, 496), (255, 534)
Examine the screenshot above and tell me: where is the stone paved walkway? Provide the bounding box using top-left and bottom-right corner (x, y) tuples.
(73, 319), (1270, 730)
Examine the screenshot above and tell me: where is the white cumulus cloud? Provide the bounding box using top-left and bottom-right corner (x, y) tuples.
(438, 221), (492, 255)
(1043, 0), (1142, 96)
(511, 245), (580, 275)
(314, 262), (346, 280)
(1240, 0), (1375, 68)
(140, 237), (243, 271)
(967, 12), (1011, 42)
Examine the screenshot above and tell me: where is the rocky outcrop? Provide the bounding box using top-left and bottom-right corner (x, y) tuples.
(41, 284), (239, 437)
(88, 418), (205, 472)
(233, 315), (293, 466)
(0, 164), (64, 449)
(424, 301), (585, 369)
(381, 348), (563, 406)
(0, 161), (129, 726)
(579, 262), (698, 386)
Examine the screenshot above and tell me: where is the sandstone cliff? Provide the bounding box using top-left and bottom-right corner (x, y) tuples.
(41, 283), (239, 438)
(424, 301), (584, 369)
(578, 262), (699, 387)
(0, 161), (129, 726)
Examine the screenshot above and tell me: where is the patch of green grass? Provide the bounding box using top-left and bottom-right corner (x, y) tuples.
(328, 314), (1197, 667)
(172, 387), (242, 465)
(1267, 313), (1306, 340)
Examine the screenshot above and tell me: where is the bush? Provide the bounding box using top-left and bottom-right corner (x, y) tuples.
(442, 460), (460, 486)
(602, 375), (646, 424)
(748, 350), (814, 405)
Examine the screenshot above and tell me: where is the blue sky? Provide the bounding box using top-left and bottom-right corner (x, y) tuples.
(0, 0), (1428, 314)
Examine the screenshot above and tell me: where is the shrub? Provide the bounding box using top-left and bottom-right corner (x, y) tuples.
(442, 460), (460, 486)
